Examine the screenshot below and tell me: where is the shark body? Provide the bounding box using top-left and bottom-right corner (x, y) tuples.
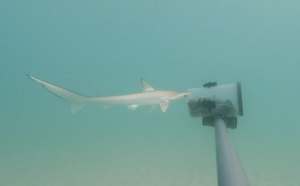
(27, 75), (192, 113)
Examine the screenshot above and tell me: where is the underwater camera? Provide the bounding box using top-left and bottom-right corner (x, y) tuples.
(187, 82), (250, 186)
(187, 82), (243, 129)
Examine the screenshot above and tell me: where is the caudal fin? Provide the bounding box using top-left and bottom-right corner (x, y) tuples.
(27, 74), (87, 113)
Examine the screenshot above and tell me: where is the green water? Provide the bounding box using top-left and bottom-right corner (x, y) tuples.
(1, 1), (299, 185)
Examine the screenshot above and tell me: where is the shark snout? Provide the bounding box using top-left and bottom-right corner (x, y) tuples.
(185, 91), (193, 96)
(170, 91), (193, 101)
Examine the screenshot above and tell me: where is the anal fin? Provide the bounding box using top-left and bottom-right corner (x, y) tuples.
(128, 105), (138, 110)
(71, 103), (86, 113)
(103, 105), (112, 109)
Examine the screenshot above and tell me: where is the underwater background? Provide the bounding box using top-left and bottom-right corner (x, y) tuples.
(1, 1), (299, 185)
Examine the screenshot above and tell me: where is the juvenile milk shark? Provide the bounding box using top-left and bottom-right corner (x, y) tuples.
(27, 75), (192, 113)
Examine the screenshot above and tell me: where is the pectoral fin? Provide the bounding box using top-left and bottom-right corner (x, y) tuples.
(128, 105), (138, 110)
(149, 104), (158, 113)
(159, 101), (169, 112)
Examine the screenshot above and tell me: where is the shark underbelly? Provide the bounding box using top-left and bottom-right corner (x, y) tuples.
(87, 94), (163, 107)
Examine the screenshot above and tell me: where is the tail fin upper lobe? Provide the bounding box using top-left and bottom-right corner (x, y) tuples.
(27, 74), (87, 113)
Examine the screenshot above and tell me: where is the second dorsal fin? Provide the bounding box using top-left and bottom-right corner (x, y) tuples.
(140, 78), (154, 92)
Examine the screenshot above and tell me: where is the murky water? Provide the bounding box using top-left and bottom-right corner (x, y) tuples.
(1, 1), (299, 185)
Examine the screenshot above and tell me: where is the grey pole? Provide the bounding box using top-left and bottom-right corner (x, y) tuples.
(214, 116), (250, 186)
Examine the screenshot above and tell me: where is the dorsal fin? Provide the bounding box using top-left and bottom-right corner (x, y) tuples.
(140, 78), (154, 92)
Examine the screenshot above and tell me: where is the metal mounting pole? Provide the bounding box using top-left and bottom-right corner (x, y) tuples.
(214, 116), (250, 186)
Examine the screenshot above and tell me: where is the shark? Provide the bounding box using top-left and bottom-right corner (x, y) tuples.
(27, 75), (192, 113)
